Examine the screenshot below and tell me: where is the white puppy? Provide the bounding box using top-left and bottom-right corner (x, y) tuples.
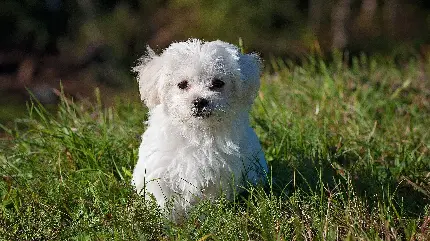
(132, 39), (268, 218)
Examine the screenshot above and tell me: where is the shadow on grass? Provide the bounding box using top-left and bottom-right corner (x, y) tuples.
(269, 152), (429, 217)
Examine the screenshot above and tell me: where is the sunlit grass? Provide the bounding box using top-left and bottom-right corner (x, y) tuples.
(1, 55), (429, 240)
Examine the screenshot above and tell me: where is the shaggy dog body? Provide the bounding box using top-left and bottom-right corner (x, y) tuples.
(132, 39), (267, 217)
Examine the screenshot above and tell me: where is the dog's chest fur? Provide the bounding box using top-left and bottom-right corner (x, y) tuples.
(133, 105), (263, 210)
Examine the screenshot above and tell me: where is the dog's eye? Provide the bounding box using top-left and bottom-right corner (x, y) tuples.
(210, 78), (225, 90)
(178, 80), (189, 90)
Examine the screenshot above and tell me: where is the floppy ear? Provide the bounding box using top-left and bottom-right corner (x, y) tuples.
(238, 53), (262, 104)
(133, 47), (162, 109)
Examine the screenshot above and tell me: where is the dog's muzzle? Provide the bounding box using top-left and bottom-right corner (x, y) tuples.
(192, 97), (211, 118)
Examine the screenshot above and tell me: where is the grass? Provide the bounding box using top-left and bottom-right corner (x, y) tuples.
(1, 54), (429, 240)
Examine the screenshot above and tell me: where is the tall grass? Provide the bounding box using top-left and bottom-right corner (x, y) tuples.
(1, 55), (429, 240)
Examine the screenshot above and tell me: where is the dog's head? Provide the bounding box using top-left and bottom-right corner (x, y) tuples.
(134, 39), (261, 125)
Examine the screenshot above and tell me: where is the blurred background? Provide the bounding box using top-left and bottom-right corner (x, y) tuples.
(1, 0), (430, 124)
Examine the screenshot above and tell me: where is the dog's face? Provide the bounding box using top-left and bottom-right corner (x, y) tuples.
(165, 61), (234, 121)
(134, 39), (261, 126)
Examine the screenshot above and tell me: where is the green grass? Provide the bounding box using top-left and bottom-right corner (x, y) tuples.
(1, 55), (429, 240)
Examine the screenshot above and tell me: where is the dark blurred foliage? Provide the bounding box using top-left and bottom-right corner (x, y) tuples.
(0, 0), (429, 106)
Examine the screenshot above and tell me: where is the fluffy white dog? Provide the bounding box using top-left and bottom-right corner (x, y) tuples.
(132, 39), (268, 219)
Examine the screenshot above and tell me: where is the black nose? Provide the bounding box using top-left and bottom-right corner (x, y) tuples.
(193, 97), (209, 110)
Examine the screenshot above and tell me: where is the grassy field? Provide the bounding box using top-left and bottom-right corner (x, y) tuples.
(1, 55), (429, 240)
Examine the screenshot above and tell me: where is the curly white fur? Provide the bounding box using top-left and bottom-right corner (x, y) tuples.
(132, 39), (268, 219)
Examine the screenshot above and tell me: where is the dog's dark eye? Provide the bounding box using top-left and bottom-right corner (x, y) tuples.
(210, 78), (225, 90)
(178, 80), (189, 90)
